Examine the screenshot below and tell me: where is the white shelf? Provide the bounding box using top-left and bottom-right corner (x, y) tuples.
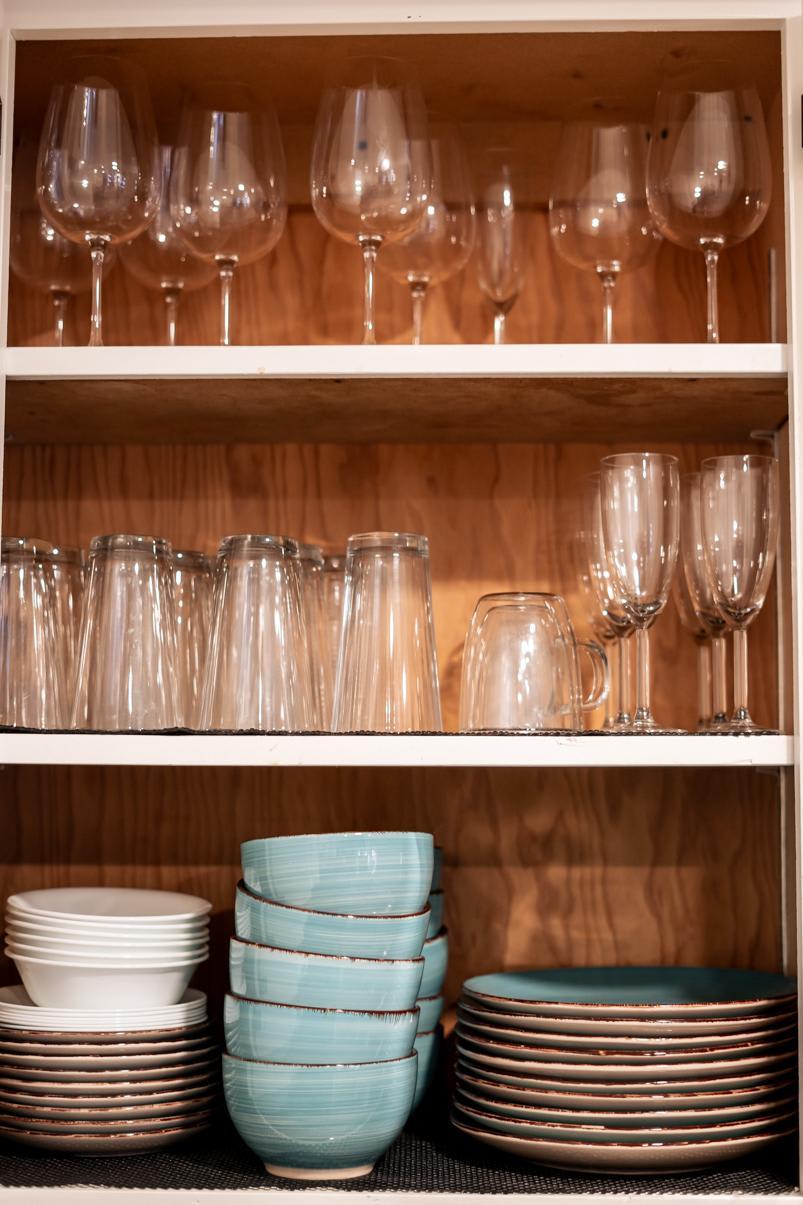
(0, 734), (792, 768)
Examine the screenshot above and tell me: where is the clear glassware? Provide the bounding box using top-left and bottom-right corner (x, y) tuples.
(700, 454), (779, 733)
(310, 57), (431, 345)
(380, 119), (475, 344)
(173, 549), (214, 729)
(474, 147), (529, 345)
(200, 535), (313, 732)
(332, 532), (441, 732)
(36, 55), (161, 347)
(296, 543), (331, 731)
(71, 535), (178, 731)
(170, 86), (287, 346)
(45, 545), (85, 712)
(458, 593), (607, 732)
(680, 471), (729, 730)
(0, 537), (66, 729)
(572, 533), (617, 731)
(646, 61), (772, 343)
(672, 559), (712, 731)
(549, 117), (658, 343)
(321, 553), (346, 722)
(10, 141), (116, 347)
(120, 147), (217, 345)
(600, 452), (681, 733)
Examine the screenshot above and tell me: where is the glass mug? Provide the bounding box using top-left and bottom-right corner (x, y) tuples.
(459, 592), (607, 732)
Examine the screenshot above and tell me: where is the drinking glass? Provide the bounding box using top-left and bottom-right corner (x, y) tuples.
(121, 147), (217, 345)
(474, 148), (529, 345)
(573, 533), (617, 730)
(549, 118), (657, 343)
(173, 549), (214, 728)
(672, 561), (712, 731)
(646, 61), (772, 343)
(680, 472), (729, 729)
(700, 455), (779, 733)
(36, 55), (161, 346)
(380, 119), (475, 344)
(296, 543), (331, 730)
(71, 535), (178, 731)
(458, 593), (607, 732)
(200, 535), (313, 732)
(332, 532), (441, 732)
(600, 453), (681, 732)
(0, 538), (66, 729)
(45, 545), (85, 710)
(310, 58), (430, 345)
(321, 553), (346, 718)
(171, 86), (287, 346)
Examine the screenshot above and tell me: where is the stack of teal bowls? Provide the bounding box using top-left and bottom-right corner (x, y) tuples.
(415, 845), (448, 1110)
(223, 831), (434, 1181)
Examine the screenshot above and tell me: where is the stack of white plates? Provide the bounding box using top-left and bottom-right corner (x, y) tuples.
(5, 888), (211, 1009)
(453, 967), (797, 1173)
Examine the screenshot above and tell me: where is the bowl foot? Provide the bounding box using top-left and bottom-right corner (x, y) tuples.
(265, 1163), (375, 1181)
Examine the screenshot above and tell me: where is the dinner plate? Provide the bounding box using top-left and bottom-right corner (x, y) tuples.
(0, 1091), (217, 1121)
(0, 1043), (218, 1071)
(0, 1030), (213, 1058)
(462, 969), (796, 1019)
(456, 1041), (797, 1082)
(457, 999), (798, 1038)
(0, 1105), (217, 1136)
(456, 1029), (795, 1067)
(0, 1069), (219, 1097)
(0, 1117), (213, 1155)
(451, 1115), (794, 1172)
(0, 1057), (219, 1084)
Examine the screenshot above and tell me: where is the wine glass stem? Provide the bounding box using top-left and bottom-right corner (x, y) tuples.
(51, 291), (69, 348)
(733, 626), (751, 723)
(697, 640), (712, 731)
(359, 237), (381, 346)
(712, 635), (728, 725)
(493, 307), (506, 345)
(410, 282), (428, 346)
(634, 626), (653, 727)
(164, 290), (180, 347)
(88, 240), (106, 348)
(616, 633), (633, 726)
(218, 261), (236, 347)
(704, 248), (720, 344)
(598, 271), (616, 345)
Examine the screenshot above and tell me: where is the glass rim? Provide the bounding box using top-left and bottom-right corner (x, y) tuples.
(600, 452), (679, 468)
(218, 534), (296, 559)
(89, 535), (173, 557)
(700, 454), (778, 471)
(173, 549), (212, 570)
(47, 546), (83, 564)
(475, 591), (565, 605)
(295, 542), (324, 565)
(346, 532), (429, 554)
(1, 536), (52, 558)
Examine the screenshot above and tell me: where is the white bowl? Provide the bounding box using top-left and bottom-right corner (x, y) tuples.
(8, 888), (212, 923)
(6, 939), (209, 964)
(8, 954), (205, 1010)
(6, 911), (208, 936)
(5, 920), (208, 946)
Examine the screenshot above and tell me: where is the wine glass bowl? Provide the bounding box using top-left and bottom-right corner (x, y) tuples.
(474, 147), (529, 345)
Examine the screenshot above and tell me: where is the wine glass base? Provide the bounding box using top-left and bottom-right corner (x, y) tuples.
(718, 723), (780, 735)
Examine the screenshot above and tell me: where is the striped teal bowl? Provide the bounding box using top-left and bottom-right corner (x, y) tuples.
(240, 832), (434, 916)
(235, 881), (430, 959)
(413, 1027), (442, 1110)
(224, 994), (419, 1064)
(223, 1051), (418, 1179)
(229, 938), (424, 1011)
(420, 929), (448, 998)
(426, 892), (444, 939)
(416, 994), (443, 1033)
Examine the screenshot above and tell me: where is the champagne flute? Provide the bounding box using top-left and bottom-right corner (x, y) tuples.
(121, 147), (217, 345)
(310, 58), (430, 345)
(474, 147), (529, 345)
(646, 61), (772, 343)
(672, 557), (713, 731)
(680, 471), (729, 730)
(550, 116), (658, 343)
(36, 55), (161, 347)
(380, 119), (475, 344)
(171, 85), (287, 346)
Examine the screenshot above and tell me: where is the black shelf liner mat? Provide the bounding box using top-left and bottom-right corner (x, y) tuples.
(0, 1112), (797, 1195)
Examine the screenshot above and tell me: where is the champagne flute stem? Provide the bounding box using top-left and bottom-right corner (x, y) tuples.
(359, 237), (381, 346)
(598, 271), (617, 345)
(711, 634), (728, 726)
(602, 638), (617, 729)
(732, 626), (752, 726)
(634, 626), (654, 728)
(493, 307), (506, 345)
(164, 289), (180, 347)
(410, 282), (428, 346)
(704, 248), (720, 344)
(87, 239), (106, 348)
(616, 633), (633, 727)
(697, 640), (712, 731)
(51, 290), (69, 348)
(218, 260), (236, 347)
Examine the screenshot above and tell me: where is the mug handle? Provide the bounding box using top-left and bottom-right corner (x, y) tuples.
(577, 641), (608, 713)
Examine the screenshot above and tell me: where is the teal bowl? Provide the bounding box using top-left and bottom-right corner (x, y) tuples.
(432, 847), (443, 890)
(223, 1051), (417, 1179)
(230, 938), (424, 1011)
(235, 881), (430, 959)
(240, 832), (434, 916)
(419, 928), (448, 998)
(224, 994), (418, 1064)
(416, 995), (443, 1033)
(426, 891), (444, 939)
(413, 1027), (442, 1109)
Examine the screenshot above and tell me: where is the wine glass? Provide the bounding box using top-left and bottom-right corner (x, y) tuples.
(600, 452), (681, 732)
(10, 140), (116, 347)
(572, 533), (617, 730)
(380, 119), (475, 344)
(36, 55), (161, 347)
(680, 471), (729, 730)
(700, 454), (779, 732)
(121, 147), (217, 345)
(550, 116), (658, 343)
(474, 148), (530, 345)
(646, 60), (772, 343)
(171, 85), (287, 346)
(672, 554), (713, 731)
(310, 58), (430, 345)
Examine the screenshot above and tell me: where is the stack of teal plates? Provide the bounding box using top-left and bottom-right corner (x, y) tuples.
(452, 967), (797, 1173)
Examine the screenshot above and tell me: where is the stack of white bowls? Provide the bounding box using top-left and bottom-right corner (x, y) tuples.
(5, 888), (211, 1009)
